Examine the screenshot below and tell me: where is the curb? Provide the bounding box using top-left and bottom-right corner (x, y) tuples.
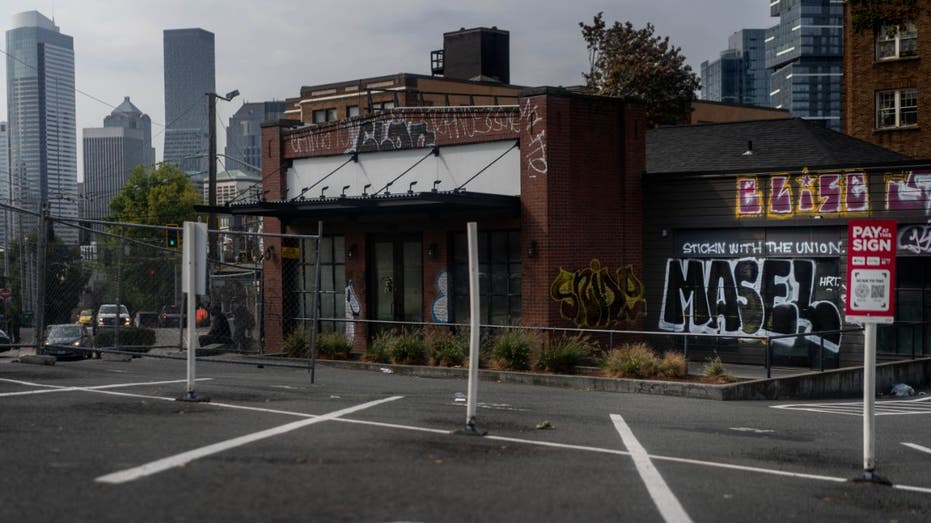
(18, 355), (57, 366)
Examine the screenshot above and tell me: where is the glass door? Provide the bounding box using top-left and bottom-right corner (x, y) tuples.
(370, 236), (423, 331)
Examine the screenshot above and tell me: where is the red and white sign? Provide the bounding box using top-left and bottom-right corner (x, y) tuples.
(846, 219), (896, 323)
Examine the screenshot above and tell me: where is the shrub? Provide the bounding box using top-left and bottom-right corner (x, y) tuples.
(363, 331), (392, 363)
(388, 329), (427, 365)
(490, 329), (539, 371)
(537, 334), (597, 373)
(601, 342), (657, 378)
(94, 327), (156, 352)
(702, 355), (736, 383)
(283, 328), (311, 358)
(656, 351), (688, 379)
(425, 328), (468, 367)
(316, 331), (353, 360)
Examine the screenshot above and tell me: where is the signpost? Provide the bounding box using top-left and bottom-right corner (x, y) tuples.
(846, 219), (896, 484)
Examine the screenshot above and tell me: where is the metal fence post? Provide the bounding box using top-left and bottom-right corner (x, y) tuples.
(765, 337), (772, 379)
(308, 221), (323, 384)
(34, 204), (48, 351)
(820, 336), (825, 372)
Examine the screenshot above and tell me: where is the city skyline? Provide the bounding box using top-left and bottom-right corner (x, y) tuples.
(1, 1), (773, 182)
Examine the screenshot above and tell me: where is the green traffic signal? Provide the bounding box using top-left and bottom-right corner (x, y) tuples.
(166, 223), (179, 248)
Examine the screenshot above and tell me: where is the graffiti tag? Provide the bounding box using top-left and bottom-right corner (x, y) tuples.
(432, 271), (449, 323)
(737, 173), (869, 218)
(549, 260), (646, 328)
(520, 98), (547, 177)
(659, 257), (842, 352)
(345, 281), (361, 343)
(898, 224), (931, 254)
(886, 170), (931, 213)
(354, 120), (436, 152)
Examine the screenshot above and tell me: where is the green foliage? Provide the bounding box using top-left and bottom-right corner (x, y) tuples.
(283, 328), (311, 358)
(601, 342), (657, 379)
(537, 334), (597, 373)
(849, 0), (920, 34)
(580, 12), (700, 126)
(702, 355), (736, 383)
(6, 235), (88, 325)
(94, 327), (155, 352)
(101, 163), (200, 312)
(316, 331), (353, 359)
(388, 329), (427, 365)
(363, 331), (393, 363)
(490, 330), (539, 371)
(425, 327), (469, 367)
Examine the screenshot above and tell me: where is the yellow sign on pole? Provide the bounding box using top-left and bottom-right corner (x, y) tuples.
(280, 246), (301, 260)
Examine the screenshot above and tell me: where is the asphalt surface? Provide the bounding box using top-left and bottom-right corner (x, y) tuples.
(1, 350), (930, 522)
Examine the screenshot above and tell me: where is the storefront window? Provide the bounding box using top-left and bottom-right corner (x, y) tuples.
(452, 231), (521, 325)
(299, 235), (346, 332)
(878, 257), (931, 356)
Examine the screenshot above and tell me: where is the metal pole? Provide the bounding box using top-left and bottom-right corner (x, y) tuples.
(34, 204), (48, 350)
(765, 337), (772, 379)
(862, 322), (877, 476)
(207, 94), (218, 261)
(309, 221), (323, 384)
(465, 222), (481, 434)
(819, 336), (825, 372)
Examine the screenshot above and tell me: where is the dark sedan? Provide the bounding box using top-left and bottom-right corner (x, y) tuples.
(42, 324), (95, 359)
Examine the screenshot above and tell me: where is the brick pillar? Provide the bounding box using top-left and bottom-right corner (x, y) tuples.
(261, 121), (287, 353)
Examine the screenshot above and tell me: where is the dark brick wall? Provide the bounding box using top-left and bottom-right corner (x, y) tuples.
(261, 123), (286, 352)
(843, 4), (931, 159)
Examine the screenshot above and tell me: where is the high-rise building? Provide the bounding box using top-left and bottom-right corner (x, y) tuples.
(1, 122), (9, 249)
(5, 11), (79, 245)
(701, 29), (769, 107)
(82, 97), (154, 229)
(765, 0), (844, 131)
(163, 28), (215, 174)
(224, 101), (286, 176)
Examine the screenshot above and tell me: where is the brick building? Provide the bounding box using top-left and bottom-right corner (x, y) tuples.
(843, 3), (931, 159)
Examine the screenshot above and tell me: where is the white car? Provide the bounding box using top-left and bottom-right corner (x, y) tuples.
(97, 304), (130, 327)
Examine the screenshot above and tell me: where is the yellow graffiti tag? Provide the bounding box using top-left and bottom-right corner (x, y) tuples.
(549, 259), (647, 328)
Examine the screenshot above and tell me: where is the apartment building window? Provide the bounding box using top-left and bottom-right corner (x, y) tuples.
(347, 105), (359, 118)
(312, 108), (337, 123)
(876, 88), (917, 129)
(371, 101), (396, 112)
(877, 23), (917, 60)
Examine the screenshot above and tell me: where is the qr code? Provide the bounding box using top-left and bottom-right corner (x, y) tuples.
(870, 284), (886, 299)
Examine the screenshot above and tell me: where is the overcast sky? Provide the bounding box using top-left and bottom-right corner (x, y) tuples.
(1, 1), (775, 181)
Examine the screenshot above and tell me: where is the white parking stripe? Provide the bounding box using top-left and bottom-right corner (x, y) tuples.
(0, 378), (210, 397)
(773, 397), (931, 417)
(611, 414), (693, 523)
(902, 442), (931, 456)
(95, 395), (403, 484)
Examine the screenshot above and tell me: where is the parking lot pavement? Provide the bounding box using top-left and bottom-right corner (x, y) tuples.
(1, 356), (930, 522)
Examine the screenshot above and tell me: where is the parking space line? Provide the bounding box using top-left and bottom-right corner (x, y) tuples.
(902, 442), (931, 456)
(611, 414), (693, 523)
(95, 396), (403, 485)
(0, 378), (210, 398)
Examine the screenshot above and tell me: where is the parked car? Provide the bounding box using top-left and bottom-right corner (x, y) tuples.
(77, 309), (94, 326)
(97, 304), (130, 327)
(159, 304), (186, 327)
(0, 328), (11, 352)
(42, 324), (95, 359)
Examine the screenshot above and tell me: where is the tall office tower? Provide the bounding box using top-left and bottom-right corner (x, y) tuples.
(765, 0), (843, 131)
(163, 28), (215, 174)
(701, 29), (769, 107)
(82, 97), (153, 229)
(6, 11), (79, 245)
(224, 101), (285, 176)
(1, 122), (9, 250)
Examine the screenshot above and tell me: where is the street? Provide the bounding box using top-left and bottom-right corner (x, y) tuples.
(1, 353), (930, 522)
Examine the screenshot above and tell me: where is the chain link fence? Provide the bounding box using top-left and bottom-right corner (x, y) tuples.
(0, 202), (319, 361)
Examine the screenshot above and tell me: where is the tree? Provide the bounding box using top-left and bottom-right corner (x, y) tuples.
(580, 13), (700, 126)
(100, 163), (200, 312)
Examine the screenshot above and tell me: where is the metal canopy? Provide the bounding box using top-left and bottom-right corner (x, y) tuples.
(198, 190), (520, 219)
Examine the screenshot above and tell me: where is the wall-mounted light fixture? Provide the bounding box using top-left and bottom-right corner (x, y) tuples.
(264, 245), (275, 259)
(347, 244), (357, 260)
(527, 240), (538, 258)
(426, 243), (438, 259)
(661, 228), (669, 238)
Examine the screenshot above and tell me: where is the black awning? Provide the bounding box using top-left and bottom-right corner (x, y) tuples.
(198, 190), (520, 219)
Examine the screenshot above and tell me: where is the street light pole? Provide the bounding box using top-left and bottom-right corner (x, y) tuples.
(206, 89), (239, 261)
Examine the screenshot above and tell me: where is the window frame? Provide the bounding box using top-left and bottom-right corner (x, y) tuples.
(876, 22), (917, 61)
(876, 88), (918, 129)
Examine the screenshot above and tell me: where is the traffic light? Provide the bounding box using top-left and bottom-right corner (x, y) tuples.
(166, 224), (180, 248)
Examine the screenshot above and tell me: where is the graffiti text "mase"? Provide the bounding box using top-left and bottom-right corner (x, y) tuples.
(659, 258), (841, 351)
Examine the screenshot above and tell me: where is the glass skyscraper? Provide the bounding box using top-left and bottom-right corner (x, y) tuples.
(765, 0), (843, 130)
(5, 11), (79, 245)
(701, 29), (769, 107)
(83, 97), (154, 229)
(163, 28), (215, 174)
(224, 101), (285, 176)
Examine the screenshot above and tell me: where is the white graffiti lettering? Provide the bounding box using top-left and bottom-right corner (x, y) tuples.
(898, 225), (931, 254)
